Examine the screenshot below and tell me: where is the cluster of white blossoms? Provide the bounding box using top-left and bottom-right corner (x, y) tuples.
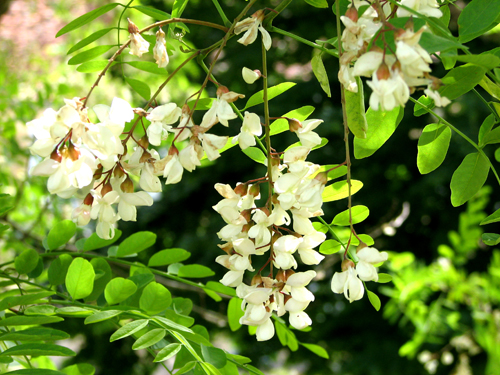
(214, 124), (331, 340)
(339, 0), (450, 111)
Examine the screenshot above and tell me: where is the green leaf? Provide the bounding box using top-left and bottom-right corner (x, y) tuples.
(227, 297), (244, 332)
(319, 239), (341, 255)
(332, 205), (369, 226)
(479, 77), (500, 100)
(0, 327), (69, 342)
(47, 220), (76, 250)
(367, 290), (381, 311)
(175, 362), (196, 375)
(27, 258), (44, 279)
(24, 305), (56, 315)
(84, 310), (123, 325)
(132, 5), (171, 20)
(413, 95), (435, 117)
(48, 254), (73, 286)
(450, 152), (490, 207)
(148, 248), (191, 266)
(68, 45), (115, 65)
(480, 126), (500, 146)
(62, 363), (95, 375)
(104, 277), (138, 305)
(300, 343), (329, 359)
(139, 282), (172, 314)
(440, 65), (486, 101)
(344, 77), (367, 138)
(478, 114), (496, 146)
(377, 273), (393, 283)
(458, 0), (500, 43)
(67, 28), (114, 54)
(417, 123), (452, 174)
(354, 106), (402, 159)
(173, 297), (193, 316)
(132, 328), (166, 350)
(201, 345), (227, 369)
(205, 281), (236, 297)
(454, 54), (500, 70)
(153, 316), (194, 333)
(110, 319), (149, 342)
(14, 248), (40, 275)
(270, 106), (315, 136)
(154, 343), (182, 362)
(125, 61), (170, 75)
(116, 231), (156, 257)
(242, 83), (296, 110)
(4, 370), (66, 375)
(0, 291), (54, 311)
(480, 208), (500, 225)
(322, 180), (363, 202)
(304, 0), (328, 8)
(55, 307), (95, 318)
(65, 258), (96, 300)
(76, 60), (114, 73)
(84, 258), (112, 302)
(311, 55), (331, 97)
(242, 147), (267, 165)
(126, 78), (151, 100)
(419, 32), (464, 54)
(56, 3), (121, 37)
(177, 264), (215, 278)
(0, 316), (64, 328)
(482, 233), (500, 246)
(0, 343), (75, 357)
(83, 230), (122, 252)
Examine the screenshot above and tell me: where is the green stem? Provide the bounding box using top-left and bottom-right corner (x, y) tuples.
(264, 0), (292, 28)
(211, 0), (231, 27)
(269, 26), (338, 57)
(472, 88), (500, 122)
(409, 96), (500, 186)
(263, 41), (272, 211)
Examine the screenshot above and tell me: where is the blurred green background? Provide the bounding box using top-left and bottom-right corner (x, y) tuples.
(1, 0), (500, 374)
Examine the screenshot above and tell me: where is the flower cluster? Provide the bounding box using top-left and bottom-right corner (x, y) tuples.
(214, 140), (328, 340)
(339, 0), (450, 111)
(331, 246), (388, 302)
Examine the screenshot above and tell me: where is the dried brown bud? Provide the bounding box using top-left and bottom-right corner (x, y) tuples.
(272, 193), (280, 205)
(120, 176), (134, 193)
(252, 9), (265, 21)
(341, 259), (355, 272)
(345, 6), (358, 22)
(240, 209), (253, 223)
(218, 242), (233, 255)
(133, 108), (147, 117)
(168, 145), (179, 156)
(251, 273), (263, 286)
(276, 269), (287, 283)
(127, 18), (139, 34)
(101, 182), (113, 197)
(288, 118), (302, 133)
(394, 28), (406, 40)
(285, 269), (295, 279)
(271, 156), (281, 168)
(405, 16), (414, 32)
(83, 193), (94, 206)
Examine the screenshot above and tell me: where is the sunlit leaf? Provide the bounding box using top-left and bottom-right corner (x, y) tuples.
(417, 123), (452, 174)
(56, 3), (121, 37)
(450, 152), (490, 207)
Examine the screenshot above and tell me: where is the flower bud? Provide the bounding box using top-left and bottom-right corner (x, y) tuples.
(218, 242), (233, 255)
(120, 176), (134, 193)
(345, 6), (358, 22)
(240, 209), (253, 223)
(93, 164), (103, 180)
(168, 145), (179, 156)
(341, 259), (355, 272)
(405, 16), (414, 32)
(113, 166), (125, 179)
(216, 85), (230, 97)
(276, 269), (287, 283)
(127, 18), (140, 34)
(356, 242), (368, 252)
(242, 67), (262, 84)
(288, 118), (302, 133)
(376, 62), (391, 80)
(101, 182), (113, 197)
(68, 142), (80, 161)
(138, 135), (149, 149)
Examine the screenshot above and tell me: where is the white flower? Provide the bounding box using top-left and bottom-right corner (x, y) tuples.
(242, 67), (261, 84)
(234, 10), (272, 50)
(199, 133), (228, 161)
(273, 235), (302, 270)
(179, 141), (203, 172)
(162, 154), (184, 184)
(297, 231), (326, 265)
(90, 190), (120, 240)
(295, 119), (323, 148)
(367, 68), (410, 111)
(353, 51), (384, 77)
(146, 103), (182, 146)
(128, 19), (150, 57)
(248, 209), (272, 251)
(397, 0), (442, 18)
(153, 27), (168, 68)
(200, 88), (244, 128)
(331, 266), (364, 303)
(356, 247), (388, 282)
(424, 88), (451, 107)
(233, 112), (262, 150)
(72, 203), (91, 226)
